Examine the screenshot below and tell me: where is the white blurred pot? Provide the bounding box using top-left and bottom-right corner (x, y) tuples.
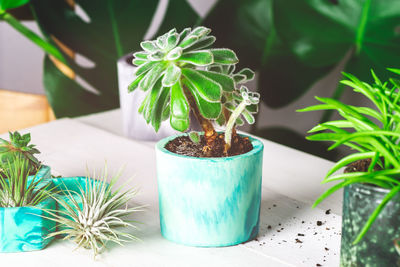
(117, 53), (178, 141)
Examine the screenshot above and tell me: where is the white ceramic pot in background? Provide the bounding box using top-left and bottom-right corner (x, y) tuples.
(117, 53), (178, 141)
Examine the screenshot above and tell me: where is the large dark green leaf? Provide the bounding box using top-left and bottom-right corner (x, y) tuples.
(30, 0), (199, 118)
(43, 56), (115, 117)
(273, 0), (400, 95)
(203, 0), (333, 108)
(0, 0), (29, 12)
(205, 0), (400, 109)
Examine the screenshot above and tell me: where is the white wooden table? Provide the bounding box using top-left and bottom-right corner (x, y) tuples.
(1, 109), (343, 267)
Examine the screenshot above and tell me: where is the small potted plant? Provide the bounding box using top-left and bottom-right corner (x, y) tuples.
(44, 166), (143, 257)
(298, 69), (400, 265)
(0, 155), (56, 253)
(128, 26), (264, 246)
(0, 131), (51, 179)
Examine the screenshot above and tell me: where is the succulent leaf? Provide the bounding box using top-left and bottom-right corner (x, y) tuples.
(166, 47), (183, 61)
(179, 28), (191, 40)
(145, 79), (163, 124)
(210, 49), (238, 65)
(171, 81), (189, 119)
(140, 41), (157, 52)
(181, 68), (221, 102)
(151, 86), (170, 132)
(162, 64), (181, 87)
(196, 70), (235, 92)
(189, 131), (200, 144)
(237, 68), (255, 81)
(180, 51), (214, 66)
(182, 78), (221, 119)
(185, 36), (216, 51)
(139, 63), (165, 91)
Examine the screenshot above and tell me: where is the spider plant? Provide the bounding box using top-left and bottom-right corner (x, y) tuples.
(298, 68), (400, 243)
(44, 166), (144, 257)
(0, 155), (51, 207)
(128, 26), (260, 155)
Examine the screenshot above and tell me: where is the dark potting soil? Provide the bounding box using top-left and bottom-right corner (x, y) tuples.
(165, 133), (253, 158)
(344, 158), (382, 173)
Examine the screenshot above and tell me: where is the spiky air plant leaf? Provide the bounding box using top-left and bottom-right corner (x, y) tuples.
(44, 166), (144, 258)
(128, 26), (239, 133)
(298, 68), (400, 243)
(0, 131), (41, 175)
(0, 155), (52, 207)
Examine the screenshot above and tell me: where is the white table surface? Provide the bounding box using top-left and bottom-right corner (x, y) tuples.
(1, 109), (343, 267)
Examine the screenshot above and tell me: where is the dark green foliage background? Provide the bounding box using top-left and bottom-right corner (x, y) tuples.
(30, 0), (199, 118)
(5, 0), (400, 159)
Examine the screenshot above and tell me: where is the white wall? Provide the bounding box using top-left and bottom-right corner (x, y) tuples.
(0, 21), (44, 95)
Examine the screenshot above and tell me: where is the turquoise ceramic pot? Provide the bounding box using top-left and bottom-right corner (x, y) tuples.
(0, 179), (56, 253)
(29, 165), (51, 180)
(155, 134), (264, 247)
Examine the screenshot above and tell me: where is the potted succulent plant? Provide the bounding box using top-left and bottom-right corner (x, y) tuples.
(0, 155), (56, 253)
(298, 69), (400, 266)
(128, 26), (264, 247)
(0, 131), (51, 180)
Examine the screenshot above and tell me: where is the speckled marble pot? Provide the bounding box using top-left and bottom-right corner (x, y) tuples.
(155, 134), (264, 247)
(340, 183), (400, 266)
(0, 178), (56, 253)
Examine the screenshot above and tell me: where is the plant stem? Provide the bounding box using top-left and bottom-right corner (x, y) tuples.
(225, 101), (247, 151)
(182, 86), (217, 148)
(0, 12), (65, 63)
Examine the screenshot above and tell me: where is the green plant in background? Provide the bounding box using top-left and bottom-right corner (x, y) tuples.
(0, 0), (65, 62)
(298, 68), (400, 243)
(0, 155), (52, 207)
(29, 0), (201, 118)
(203, 0), (400, 158)
(129, 26), (260, 155)
(0, 131), (41, 174)
(1, 0), (201, 117)
(44, 166), (143, 257)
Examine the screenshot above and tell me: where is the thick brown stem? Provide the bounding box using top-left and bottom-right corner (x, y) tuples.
(182, 86), (217, 148)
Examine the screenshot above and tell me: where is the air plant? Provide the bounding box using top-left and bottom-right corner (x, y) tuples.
(44, 166), (143, 257)
(298, 68), (400, 243)
(0, 131), (41, 174)
(128, 26), (260, 156)
(0, 155), (51, 207)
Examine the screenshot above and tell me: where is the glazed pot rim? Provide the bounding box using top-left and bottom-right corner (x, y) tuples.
(0, 196), (54, 211)
(156, 132), (264, 161)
